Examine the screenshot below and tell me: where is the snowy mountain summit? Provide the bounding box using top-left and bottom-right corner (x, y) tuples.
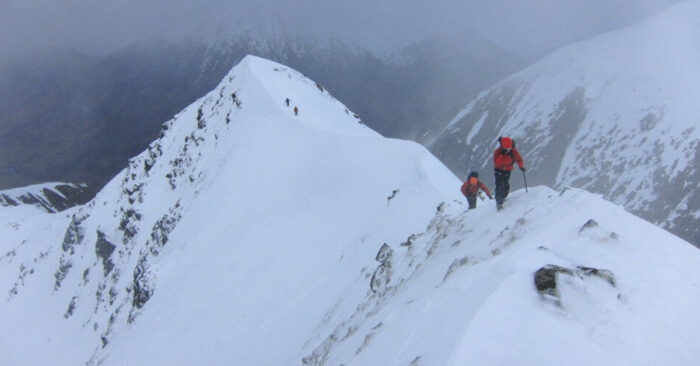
(430, 0), (700, 246)
(2, 55), (700, 366)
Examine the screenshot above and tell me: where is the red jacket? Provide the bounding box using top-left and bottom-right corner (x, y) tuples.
(493, 147), (524, 171)
(461, 179), (492, 197)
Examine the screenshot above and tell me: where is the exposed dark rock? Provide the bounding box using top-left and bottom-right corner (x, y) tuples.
(64, 296), (77, 318)
(95, 231), (116, 276)
(54, 259), (73, 290)
(0, 193), (18, 206)
(196, 106), (206, 129)
(131, 255), (154, 314)
(436, 201), (446, 214)
(579, 219), (599, 233)
(41, 184), (90, 211)
(16, 193), (45, 209)
(370, 262), (391, 294)
(387, 189), (399, 204)
(124, 183), (143, 197)
(119, 209), (141, 243)
(143, 159), (154, 174)
(54, 184), (90, 206)
(149, 205), (182, 256)
(535, 264), (618, 301)
(82, 268), (90, 285)
(62, 214), (86, 254)
(108, 286), (119, 305)
(375, 243), (393, 264)
(578, 218), (620, 241)
(534, 265), (573, 297)
(400, 234), (418, 247)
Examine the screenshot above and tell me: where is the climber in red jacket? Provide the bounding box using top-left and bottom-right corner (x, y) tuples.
(493, 136), (525, 210)
(461, 171), (492, 209)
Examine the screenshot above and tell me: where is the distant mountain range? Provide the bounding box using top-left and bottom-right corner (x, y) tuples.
(0, 35), (519, 194)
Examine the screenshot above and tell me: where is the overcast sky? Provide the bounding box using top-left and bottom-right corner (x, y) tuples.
(0, 0), (684, 62)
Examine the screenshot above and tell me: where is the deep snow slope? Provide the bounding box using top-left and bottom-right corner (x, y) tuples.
(0, 182), (89, 212)
(302, 186), (700, 365)
(0, 55), (462, 365)
(429, 0), (700, 246)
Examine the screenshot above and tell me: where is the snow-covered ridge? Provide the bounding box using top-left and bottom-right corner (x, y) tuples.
(302, 186), (700, 365)
(2, 54), (698, 366)
(0, 182), (89, 213)
(429, 0), (700, 245)
(1, 55), (461, 365)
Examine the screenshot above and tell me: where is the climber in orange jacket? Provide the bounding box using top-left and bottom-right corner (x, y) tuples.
(493, 136), (525, 210)
(461, 171), (492, 209)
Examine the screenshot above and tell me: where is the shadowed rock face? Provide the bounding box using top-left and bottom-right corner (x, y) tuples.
(0, 183), (91, 213)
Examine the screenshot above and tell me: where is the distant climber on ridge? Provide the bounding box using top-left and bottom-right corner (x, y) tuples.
(493, 136), (525, 210)
(461, 171), (492, 209)
(294, 106), (299, 115)
(285, 98), (290, 106)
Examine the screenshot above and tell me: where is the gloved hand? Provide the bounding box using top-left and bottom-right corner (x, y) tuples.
(488, 196), (493, 200)
(521, 167), (526, 172)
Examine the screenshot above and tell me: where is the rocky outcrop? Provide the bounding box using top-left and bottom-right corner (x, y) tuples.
(0, 183), (90, 213)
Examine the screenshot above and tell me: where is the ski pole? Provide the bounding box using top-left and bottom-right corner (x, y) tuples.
(522, 169), (528, 193)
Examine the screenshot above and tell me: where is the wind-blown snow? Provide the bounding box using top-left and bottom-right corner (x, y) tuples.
(2, 55), (699, 366)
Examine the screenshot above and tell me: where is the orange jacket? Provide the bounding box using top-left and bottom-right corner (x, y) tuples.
(461, 179), (492, 198)
(493, 147), (524, 171)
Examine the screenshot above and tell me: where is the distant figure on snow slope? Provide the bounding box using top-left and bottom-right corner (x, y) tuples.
(461, 171), (492, 209)
(285, 98), (290, 106)
(493, 136), (525, 210)
(294, 106), (299, 115)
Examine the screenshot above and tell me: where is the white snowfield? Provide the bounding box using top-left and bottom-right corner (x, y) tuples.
(1, 56), (699, 366)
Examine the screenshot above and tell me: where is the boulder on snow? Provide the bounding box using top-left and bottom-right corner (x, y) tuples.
(579, 219), (600, 232)
(578, 218), (620, 241)
(375, 243), (393, 263)
(534, 265), (573, 297)
(534, 264), (618, 301)
(370, 263), (392, 294)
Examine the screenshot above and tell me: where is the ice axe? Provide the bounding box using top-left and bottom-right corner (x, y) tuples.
(522, 168), (528, 193)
